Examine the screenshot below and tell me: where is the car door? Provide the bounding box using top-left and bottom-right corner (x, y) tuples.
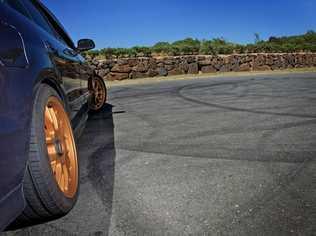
(21, 0), (88, 122)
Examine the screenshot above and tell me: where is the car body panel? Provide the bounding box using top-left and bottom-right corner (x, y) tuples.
(0, 0), (91, 230)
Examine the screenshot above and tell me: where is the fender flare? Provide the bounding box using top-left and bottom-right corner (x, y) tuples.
(32, 69), (70, 114)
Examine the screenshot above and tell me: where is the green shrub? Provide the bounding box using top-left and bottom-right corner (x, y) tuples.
(83, 31), (316, 58)
(171, 38), (201, 55)
(152, 42), (172, 55)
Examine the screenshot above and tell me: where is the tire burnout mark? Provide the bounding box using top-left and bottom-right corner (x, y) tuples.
(168, 77), (315, 232)
(114, 77), (316, 164)
(176, 80), (316, 119)
(111, 77), (315, 233)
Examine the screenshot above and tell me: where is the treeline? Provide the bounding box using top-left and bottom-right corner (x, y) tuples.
(84, 31), (316, 59)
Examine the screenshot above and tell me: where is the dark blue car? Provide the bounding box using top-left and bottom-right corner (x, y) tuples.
(0, 0), (107, 230)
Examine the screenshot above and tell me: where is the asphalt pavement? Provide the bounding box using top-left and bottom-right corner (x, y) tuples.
(3, 73), (316, 235)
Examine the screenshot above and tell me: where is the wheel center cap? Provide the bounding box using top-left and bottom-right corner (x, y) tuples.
(54, 139), (64, 156)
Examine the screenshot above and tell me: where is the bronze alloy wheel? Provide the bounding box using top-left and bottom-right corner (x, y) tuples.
(89, 77), (106, 110)
(44, 96), (78, 198)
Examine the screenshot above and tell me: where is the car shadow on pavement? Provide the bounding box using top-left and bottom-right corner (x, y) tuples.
(2, 104), (116, 236)
(78, 103), (116, 234)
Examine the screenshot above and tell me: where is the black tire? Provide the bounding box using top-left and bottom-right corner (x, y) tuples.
(9, 84), (79, 229)
(88, 76), (107, 111)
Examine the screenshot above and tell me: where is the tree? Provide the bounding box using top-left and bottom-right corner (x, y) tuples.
(254, 33), (261, 44)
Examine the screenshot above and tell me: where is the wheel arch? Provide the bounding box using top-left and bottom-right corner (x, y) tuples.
(32, 69), (70, 114)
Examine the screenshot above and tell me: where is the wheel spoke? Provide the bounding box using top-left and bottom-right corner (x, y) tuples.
(63, 148), (71, 169)
(50, 159), (57, 173)
(98, 94), (104, 100)
(55, 161), (62, 183)
(46, 107), (54, 124)
(45, 135), (54, 144)
(45, 115), (56, 137)
(47, 143), (57, 157)
(62, 164), (69, 191)
(60, 172), (65, 192)
(48, 107), (59, 131)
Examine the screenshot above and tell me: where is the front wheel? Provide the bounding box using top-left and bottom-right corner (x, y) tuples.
(10, 84), (79, 229)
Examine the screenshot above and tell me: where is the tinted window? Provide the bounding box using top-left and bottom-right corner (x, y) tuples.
(21, 0), (54, 35)
(3, 0), (30, 19)
(33, 1), (75, 49)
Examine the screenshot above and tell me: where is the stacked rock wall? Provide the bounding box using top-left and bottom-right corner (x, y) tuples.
(87, 53), (316, 81)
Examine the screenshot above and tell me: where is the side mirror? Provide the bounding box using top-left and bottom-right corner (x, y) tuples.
(77, 39), (95, 52)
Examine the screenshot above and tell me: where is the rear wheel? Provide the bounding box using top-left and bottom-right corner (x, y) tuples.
(88, 76), (107, 111)
(10, 84), (79, 229)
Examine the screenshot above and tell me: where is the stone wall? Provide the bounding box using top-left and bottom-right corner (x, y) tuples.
(88, 53), (316, 81)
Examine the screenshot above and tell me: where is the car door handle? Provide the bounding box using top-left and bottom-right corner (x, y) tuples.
(63, 48), (77, 57)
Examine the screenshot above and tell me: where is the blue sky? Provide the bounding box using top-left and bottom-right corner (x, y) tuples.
(42, 0), (316, 49)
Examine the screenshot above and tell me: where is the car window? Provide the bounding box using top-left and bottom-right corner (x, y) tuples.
(27, 0), (75, 49)
(33, 1), (76, 49)
(3, 0), (31, 19)
(20, 0), (54, 36)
